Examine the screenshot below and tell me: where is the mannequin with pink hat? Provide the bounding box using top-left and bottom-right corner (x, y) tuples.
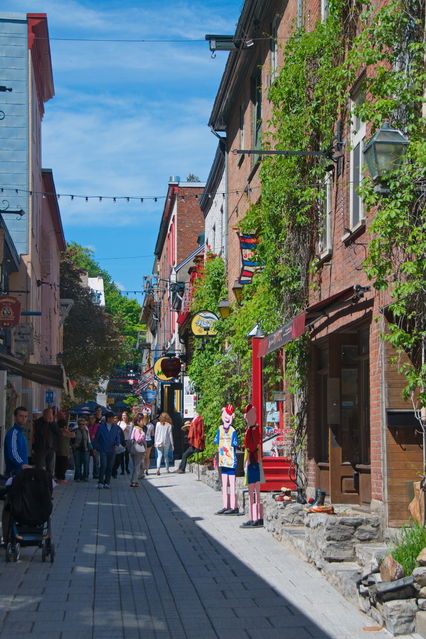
(214, 405), (240, 515)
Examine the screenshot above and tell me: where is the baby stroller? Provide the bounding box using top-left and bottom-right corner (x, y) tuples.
(5, 468), (55, 563)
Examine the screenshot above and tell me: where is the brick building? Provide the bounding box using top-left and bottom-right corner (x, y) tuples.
(141, 178), (205, 429)
(205, 0), (421, 527)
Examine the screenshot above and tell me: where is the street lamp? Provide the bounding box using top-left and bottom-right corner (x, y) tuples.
(363, 122), (409, 182)
(232, 280), (244, 305)
(218, 299), (231, 319)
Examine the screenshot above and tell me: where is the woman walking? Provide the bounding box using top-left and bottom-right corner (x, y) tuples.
(129, 417), (146, 487)
(117, 411), (132, 474)
(142, 413), (155, 475)
(72, 417), (91, 482)
(154, 412), (174, 475)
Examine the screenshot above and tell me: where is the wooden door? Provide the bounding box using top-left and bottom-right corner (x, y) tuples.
(328, 332), (371, 504)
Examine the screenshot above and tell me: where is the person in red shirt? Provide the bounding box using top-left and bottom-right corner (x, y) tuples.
(176, 415), (205, 474)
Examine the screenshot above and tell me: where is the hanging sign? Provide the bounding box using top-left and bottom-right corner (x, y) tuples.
(160, 357), (181, 378)
(191, 311), (218, 336)
(154, 357), (175, 381)
(237, 233), (262, 285)
(0, 296), (21, 328)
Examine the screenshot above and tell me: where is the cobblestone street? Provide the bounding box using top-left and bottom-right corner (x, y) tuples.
(0, 468), (419, 639)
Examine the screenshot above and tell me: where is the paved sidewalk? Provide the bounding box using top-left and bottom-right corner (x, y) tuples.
(0, 467), (419, 639)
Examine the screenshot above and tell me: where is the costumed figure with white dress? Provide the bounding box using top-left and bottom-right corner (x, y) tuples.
(240, 404), (264, 528)
(214, 404), (239, 515)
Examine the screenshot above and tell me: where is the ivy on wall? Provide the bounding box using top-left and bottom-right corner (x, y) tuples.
(187, 0), (425, 461)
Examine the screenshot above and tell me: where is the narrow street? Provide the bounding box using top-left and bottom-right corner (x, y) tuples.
(0, 468), (414, 639)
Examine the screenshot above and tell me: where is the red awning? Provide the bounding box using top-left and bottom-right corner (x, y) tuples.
(258, 286), (357, 357)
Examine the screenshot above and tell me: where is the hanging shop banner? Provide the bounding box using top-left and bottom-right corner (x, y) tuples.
(237, 233), (262, 285)
(154, 357), (176, 381)
(191, 311), (218, 336)
(0, 296), (21, 328)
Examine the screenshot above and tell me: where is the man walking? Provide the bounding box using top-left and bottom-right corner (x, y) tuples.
(93, 411), (120, 489)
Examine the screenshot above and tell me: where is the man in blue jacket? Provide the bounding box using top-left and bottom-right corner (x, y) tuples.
(2, 406), (30, 544)
(93, 411), (120, 489)
(4, 406), (30, 477)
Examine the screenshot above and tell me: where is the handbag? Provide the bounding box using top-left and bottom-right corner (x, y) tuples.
(130, 439), (145, 454)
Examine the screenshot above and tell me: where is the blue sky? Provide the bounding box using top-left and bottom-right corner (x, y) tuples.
(5, 0), (241, 298)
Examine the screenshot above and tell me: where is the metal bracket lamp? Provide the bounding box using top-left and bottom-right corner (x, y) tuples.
(232, 280), (244, 305)
(363, 121), (409, 193)
(232, 122), (345, 164)
(218, 299), (231, 319)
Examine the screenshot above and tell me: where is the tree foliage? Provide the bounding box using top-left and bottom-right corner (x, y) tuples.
(60, 246), (127, 400)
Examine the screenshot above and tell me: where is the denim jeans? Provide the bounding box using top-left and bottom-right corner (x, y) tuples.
(91, 452), (99, 479)
(74, 450), (89, 480)
(156, 445), (171, 470)
(98, 452), (115, 485)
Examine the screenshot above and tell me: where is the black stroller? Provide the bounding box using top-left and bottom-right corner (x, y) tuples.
(5, 468), (55, 563)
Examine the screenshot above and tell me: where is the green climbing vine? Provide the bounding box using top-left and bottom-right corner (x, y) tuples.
(188, 0), (425, 462)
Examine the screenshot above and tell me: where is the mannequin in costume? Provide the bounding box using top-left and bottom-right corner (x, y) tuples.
(240, 404), (264, 528)
(214, 404), (239, 515)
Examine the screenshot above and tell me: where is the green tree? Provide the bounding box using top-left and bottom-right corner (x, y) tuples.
(60, 247), (127, 401)
(67, 242), (143, 365)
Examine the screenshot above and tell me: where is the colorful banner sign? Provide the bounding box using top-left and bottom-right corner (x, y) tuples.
(237, 233), (262, 285)
(191, 311), (218, 336)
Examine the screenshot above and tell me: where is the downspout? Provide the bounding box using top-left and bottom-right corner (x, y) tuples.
(210, 128), (228, 261)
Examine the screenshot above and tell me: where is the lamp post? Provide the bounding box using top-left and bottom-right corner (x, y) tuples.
(232, 280), (244, 305)
(218, 299), (231, 319)
(363, 122), (409, 184)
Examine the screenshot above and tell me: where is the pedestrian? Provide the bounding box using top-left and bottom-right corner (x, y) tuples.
(4, 407), (30, 478)
(32, 407), (60, 474)
(72, 417), (91, 482)
(117, 410), (132, 475)
(55, 417), (73, 483)
(154, 412), (174, 475)
(129, 419), (146, 487)
(142, 413), (155, 475)
(176, 415), (205, 474)
(93, 410), (121, 489)
(2, 406), (31, 544)
(95, 405), (105, 425)
(111, 422), (126, 478)
(87, 414), (100, 479)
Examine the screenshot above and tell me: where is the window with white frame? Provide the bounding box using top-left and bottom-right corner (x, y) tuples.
(321, 0), (329, 21)
(318, 173), (333, 255)
(251, 68), (262, 162)
(349, 94), (366, 228)
(239, 104), (245, 150)
(270, 16), (279, 82)
(297, 0), (304, 28)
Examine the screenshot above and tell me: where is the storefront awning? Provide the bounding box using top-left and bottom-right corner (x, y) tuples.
(258, 286), (359, 357)
(0, 352), (65, 388)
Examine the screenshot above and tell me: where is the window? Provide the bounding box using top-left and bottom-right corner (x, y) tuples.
(251, 68), (262, 162)
(321, 0), (329, 22)
(270, 16), (279, 82)
(297, 0), (304, 28)
(349, 94), (366, 228)
(239, 104), (245, 150)
(318, 173), (333, 255)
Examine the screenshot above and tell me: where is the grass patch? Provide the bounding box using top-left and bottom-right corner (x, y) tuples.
(391, 522), (426, 576)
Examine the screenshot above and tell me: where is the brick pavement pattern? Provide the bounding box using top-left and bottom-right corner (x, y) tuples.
(0, 470), (419, 639)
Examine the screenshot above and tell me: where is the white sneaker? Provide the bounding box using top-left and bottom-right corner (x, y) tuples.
(97, 483), (103, 489)
(103, 484), (110, 489)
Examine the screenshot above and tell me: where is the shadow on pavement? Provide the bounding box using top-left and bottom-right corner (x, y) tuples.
(0, 477), (345, 639)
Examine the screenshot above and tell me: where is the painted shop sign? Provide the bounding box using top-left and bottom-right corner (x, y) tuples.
(0, 296), (21, 328)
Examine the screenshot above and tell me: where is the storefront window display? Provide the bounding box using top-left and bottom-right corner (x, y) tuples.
(262, 351), (289, 457)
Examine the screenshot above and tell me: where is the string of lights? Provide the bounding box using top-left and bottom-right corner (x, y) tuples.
(0, 181), (326, 204)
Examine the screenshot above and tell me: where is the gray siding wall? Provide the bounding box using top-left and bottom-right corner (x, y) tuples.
(0, 14), (29, 255)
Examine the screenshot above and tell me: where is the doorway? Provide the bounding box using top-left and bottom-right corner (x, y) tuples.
(315, 327), (371, 505)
